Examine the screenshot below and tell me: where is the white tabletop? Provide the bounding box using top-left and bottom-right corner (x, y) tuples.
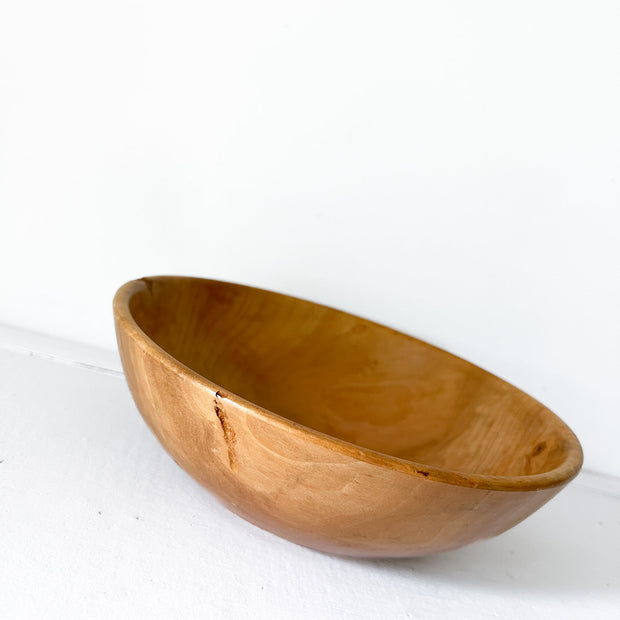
(1, 325), (618, 619)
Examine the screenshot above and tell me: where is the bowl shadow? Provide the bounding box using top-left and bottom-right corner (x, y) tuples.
(345, 481), (619, 595)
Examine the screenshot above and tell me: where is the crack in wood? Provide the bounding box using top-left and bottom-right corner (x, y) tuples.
(214, 392), (237, 472)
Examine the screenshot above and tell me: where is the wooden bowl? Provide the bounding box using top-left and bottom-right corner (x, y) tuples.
(113, 276), (583, 557)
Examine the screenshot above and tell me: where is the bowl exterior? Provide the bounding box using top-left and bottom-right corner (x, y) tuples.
(114, 309), (566, 557)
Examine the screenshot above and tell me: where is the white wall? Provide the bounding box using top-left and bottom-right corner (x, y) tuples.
(1, 1), (619, 476)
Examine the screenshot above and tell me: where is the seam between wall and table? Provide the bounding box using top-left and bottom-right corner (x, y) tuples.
(1, 331), (618, 498)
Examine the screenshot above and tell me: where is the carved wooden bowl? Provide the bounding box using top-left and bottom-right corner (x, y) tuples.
(113, 276), (583, 557)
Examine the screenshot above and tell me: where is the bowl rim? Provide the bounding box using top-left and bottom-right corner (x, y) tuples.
(113, 275), (583, 492)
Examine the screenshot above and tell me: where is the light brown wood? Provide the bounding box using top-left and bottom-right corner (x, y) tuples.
(113, 276), (583, 557)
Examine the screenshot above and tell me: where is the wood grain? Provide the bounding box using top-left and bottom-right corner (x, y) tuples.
(113, 276), (583, 557)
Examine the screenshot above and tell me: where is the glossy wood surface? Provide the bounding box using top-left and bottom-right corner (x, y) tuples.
(113, 276), (583, 557)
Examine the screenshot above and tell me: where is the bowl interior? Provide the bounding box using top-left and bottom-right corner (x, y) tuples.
(128, 277), (577, 480)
